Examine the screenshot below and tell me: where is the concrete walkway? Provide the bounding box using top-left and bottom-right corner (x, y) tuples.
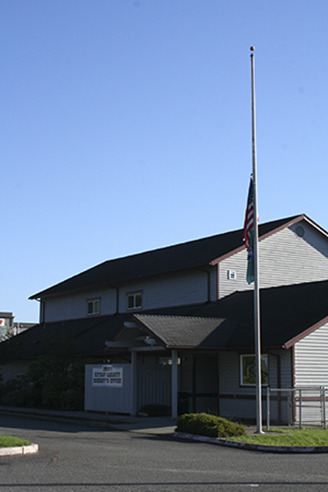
(0, 405), (177, 435)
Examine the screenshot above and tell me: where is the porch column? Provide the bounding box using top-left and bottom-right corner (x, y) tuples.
(171, 349), (178, 419)
(131, 351), (137, 416)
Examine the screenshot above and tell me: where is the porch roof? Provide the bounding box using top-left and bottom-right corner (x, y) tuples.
(138, 279), (328, 349)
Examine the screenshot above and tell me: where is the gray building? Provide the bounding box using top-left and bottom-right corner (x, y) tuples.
(1, 213), (328, 423)
(0, 312), (34, 341)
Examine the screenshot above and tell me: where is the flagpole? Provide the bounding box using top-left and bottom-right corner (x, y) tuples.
(250, 46), (263, 434)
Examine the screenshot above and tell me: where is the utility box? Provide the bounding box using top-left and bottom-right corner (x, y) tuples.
(85, 364), (133, 414)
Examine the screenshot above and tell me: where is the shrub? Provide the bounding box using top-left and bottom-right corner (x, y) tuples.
(176, 413), (245, 438)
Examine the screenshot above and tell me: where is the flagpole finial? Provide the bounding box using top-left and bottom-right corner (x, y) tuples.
(250, 46), (255, 55)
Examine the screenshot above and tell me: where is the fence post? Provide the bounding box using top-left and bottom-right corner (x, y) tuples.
(321, 387), (327, 429)
(298, 389), (302, 429)
(266, 386), (270, 430)
(288, 391), (293, 426)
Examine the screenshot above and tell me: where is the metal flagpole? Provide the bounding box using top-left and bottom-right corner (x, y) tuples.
(250, 46), (264, 434)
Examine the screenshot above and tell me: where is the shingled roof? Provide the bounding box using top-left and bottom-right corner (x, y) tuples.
(30, 214), (305, 299)
(3, 279), (328, 361)
(137, 279), (328, 349)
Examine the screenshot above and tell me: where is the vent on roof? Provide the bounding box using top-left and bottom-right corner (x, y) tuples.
(296, 225), (305, 238)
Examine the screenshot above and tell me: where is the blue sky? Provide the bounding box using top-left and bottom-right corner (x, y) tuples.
(1, 0), (328, 321)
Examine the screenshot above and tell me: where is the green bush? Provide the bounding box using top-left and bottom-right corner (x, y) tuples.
(176, 413), (245, 438)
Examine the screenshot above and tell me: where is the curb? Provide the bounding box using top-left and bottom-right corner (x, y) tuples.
(174, 432), (328, 454)
(0, 408), (115, 429)
(0, 443), (39, 457)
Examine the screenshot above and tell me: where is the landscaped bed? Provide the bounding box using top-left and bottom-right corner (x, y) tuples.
(229, 428), (328, 447)
(0, 436), (31, 448)
(176, 413), (328, 449)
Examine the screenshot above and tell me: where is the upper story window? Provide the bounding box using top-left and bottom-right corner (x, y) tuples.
(127, 291), (142, 310)
(87, 298), (101, 316)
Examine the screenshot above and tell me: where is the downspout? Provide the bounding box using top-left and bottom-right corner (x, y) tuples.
(207, 270), (211, 303)
(171, 349), (178, 419)
(116, 288), (120, 314)
(291, 346), (296, 424)
(37, 299), (45, 324)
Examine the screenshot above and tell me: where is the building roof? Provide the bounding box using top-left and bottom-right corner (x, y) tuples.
(137, 279), (328, 349)
(0, 316), (124, 361)
(3, 279), (328, 361)
(30, 214), (305, 300)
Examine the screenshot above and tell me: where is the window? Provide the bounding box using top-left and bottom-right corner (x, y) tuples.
(240, 354), (268, 386)
(127, 292), (142, 310)
(87, 298), (101, 316)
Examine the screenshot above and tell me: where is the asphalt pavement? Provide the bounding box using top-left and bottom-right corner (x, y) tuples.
(0, 412), (328, 491)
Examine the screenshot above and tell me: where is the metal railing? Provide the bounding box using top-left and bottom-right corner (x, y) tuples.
(266, 386), (327, 429)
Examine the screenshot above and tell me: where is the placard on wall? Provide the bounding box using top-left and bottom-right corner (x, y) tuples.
(92, 365), (123, 387)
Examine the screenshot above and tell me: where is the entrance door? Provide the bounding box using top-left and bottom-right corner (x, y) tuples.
(179, 354), (219, 414)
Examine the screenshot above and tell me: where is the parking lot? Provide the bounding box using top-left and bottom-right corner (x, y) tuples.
(0, 414), (327, 491)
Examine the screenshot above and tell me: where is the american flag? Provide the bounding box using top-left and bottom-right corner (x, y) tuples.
(243, 176), (254, 249)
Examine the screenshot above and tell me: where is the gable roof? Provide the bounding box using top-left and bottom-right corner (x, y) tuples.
(30, 214), (307, 300)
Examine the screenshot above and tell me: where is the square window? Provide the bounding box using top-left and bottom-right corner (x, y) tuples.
(87, 298), (101, 316)
(240, 354), (268, 386)
(127, 292), (143, 310)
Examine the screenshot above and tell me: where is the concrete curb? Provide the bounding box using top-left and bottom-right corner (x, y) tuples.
(174, 432), (328, 453)
(0, 443), (39, 457)
(0, 408), (115, 429)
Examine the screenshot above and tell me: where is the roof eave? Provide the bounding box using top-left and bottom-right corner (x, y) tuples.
(282, 315), (328, 350)
(209, 215), (305, 266)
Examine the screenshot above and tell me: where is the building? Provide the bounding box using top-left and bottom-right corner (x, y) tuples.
(0, 312), (34, 341)
(1, 214), (328, 422)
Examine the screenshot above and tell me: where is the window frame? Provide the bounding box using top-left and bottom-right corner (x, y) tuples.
(127, 291), (143, 310)
(87, 297), (101, 316)
(239, 353), (269, 387)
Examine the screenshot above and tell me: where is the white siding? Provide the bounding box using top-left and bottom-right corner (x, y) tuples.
(294, 322), (328, 387)
(44, 288), (117, 322)
(118, 270), (209, 312)
(218, 351), (291, 421)
(294, 326), (328, 425)
(219, 222), (328, 298)
(44, 270), (211, 322)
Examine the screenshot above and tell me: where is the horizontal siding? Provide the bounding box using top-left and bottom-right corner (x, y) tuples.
(118, 270), (209, 312)
(219, 221), (328, 298)
(294, 322), (328, 387)
(44, 270), (212, 322)
(44, 288), (117, 322)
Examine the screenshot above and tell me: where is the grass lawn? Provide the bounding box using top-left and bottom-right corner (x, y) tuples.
(0, 435), (31, 448)
(229, 428), (328, 447)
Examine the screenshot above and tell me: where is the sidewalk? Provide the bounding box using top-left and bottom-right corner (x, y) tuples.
(0, 405), (177, 436)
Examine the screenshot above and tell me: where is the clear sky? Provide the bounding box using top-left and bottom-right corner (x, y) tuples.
(1, 0), (327, 322)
